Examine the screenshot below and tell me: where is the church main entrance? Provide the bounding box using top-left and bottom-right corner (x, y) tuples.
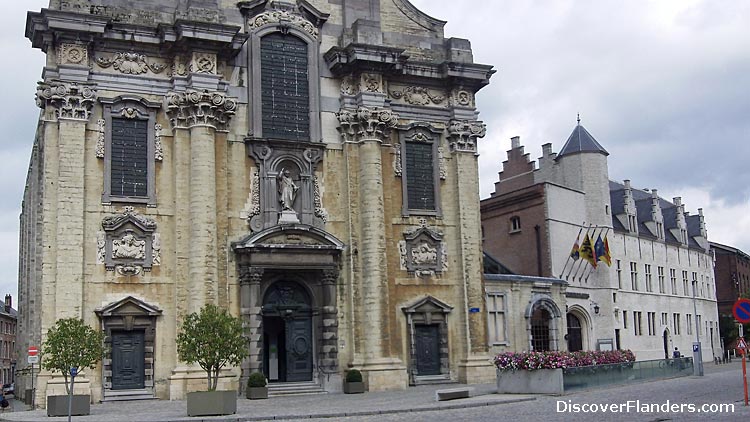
(262, 281), (313, 382)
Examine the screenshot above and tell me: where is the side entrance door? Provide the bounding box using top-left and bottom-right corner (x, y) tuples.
(285, 317), (313, 382)
(111, 331), (145, 390)
(415, 325), (440, 375)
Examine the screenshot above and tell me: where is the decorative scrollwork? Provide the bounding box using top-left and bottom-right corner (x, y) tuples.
(249, 10), (319, 37)
(96, 119), (105, 158)
(154, 123), (163, 161)
(389, 86), (446, 106)
(95, 51), (166, 75)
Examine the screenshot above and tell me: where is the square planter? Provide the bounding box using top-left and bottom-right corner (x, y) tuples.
(246, 386), (268, 400)
(496, 368), (564, 394)
(186, 390), (237, 417)
(47, 395), (90, 417)
(343, 381), (365, 394)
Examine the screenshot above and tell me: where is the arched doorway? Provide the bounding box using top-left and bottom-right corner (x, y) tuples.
(262, 281), (313, 382)
(526, 295), (562, 351)
(663, 328), (671, 359)
(567, 313), (583, 352)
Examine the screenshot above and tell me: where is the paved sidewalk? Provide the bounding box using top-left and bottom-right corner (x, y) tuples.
(0, 383), (534, 422)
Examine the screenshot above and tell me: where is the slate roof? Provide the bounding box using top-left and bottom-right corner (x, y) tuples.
(483, 252), (515, 275)
(556, 123), (609, 159)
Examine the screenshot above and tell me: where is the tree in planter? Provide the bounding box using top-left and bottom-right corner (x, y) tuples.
(176, 304), (247, 391)
(42, 318), (106, 395)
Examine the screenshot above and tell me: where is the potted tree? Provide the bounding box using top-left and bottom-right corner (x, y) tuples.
(246, 372), (268, 399)
(176, 304), (247, 417)
(343, 369), (365, 394)
(42, 318), (105, 416)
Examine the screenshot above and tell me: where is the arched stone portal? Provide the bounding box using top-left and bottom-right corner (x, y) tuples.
(525, 295), (562, 352)
(232, 224), (344, 392)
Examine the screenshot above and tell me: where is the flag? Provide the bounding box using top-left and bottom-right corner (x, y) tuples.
(594, 234), (606, 264)
(569, 235), (580, 260)
(579, 233), (597, 268)
(601, 235), (612, 266)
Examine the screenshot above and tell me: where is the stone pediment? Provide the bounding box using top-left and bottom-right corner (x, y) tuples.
(95, 296), (163, 317)
(233, 224), (344, 251)
(402, 295), (453, 314)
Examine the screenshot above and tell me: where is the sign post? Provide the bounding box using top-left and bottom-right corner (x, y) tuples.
(738, 328), (748, 407)
(28, 346), (39, 409)
(67, 367), (77, 422)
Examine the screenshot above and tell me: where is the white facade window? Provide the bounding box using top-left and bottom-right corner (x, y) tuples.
(682, 271), (689, 296)
(616, 260), (623, 289)
(661, 312), (668, 326)
(630, 262), (639, 291)
(658, 266), (665, 293)
(487, 292), (507, 344)
(670, 269), (677, 295)
(673, 313), (681, 335)
(686, 314), (693, 335)
(509, 216), (521, 233)
(647, 312), (656, 336)
(623, 310), (628, 329)
(634, 311), (643, 336)
(645, 264), (653, 292)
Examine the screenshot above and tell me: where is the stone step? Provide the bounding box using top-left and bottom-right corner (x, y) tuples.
(268, 382), (327, 397)
(102, 389), (156, 402)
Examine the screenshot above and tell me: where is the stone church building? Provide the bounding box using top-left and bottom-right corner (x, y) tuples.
(17, 0), (495, 404)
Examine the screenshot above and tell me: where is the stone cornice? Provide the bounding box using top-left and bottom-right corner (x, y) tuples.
(447, 119), (486, 153)
(36, 80), (97, 121)
(336, 107), (400, 143)
(165, 90), (237, 131)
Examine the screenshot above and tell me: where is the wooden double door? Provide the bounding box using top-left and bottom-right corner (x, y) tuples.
(111, 331), (145, 390)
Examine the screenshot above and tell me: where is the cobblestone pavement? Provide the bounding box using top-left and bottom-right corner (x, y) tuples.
(308, 362), (750, 422)
(1, 362), (747, 422)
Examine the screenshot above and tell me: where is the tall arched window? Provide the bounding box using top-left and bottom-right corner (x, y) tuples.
(566, 313), (583, 351)
(260, 33), (309, 141)
(531, 307), (551, 351)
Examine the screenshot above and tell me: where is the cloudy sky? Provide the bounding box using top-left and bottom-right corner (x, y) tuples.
(0, 0), (748, 300)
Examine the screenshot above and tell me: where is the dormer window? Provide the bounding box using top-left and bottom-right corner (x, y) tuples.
(656, 222), (664, 239)
(628, 215), (637, 232)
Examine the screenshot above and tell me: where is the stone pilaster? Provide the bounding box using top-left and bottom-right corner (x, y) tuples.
(166, 90), (236, 312)
(36, 81), (96, 319)
(447, 118), (495, 383)
(239, 266), (263, 391)
(337, 106), (407, 390)
(320, 268), (340, 371)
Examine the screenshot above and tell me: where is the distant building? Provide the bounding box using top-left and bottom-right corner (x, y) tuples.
(481, 123), (721, 361)
(0, 294), (17, 386)
(711, 242), (750, 318)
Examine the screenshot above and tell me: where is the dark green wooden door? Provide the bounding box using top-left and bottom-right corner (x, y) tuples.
(285, 317), (313, 382)
(112, 331), (145, 390)
(415, 325), (440, 375)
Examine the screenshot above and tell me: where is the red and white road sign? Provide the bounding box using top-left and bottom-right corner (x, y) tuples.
(28, 346), (39, 356)
(739, 338), (748, 350)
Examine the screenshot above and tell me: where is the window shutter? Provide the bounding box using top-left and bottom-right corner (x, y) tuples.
(261, 33), (309, 141)
(111, 118), (148, 197)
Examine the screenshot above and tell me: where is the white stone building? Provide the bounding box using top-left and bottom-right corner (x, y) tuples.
(481, 122), (720, 362)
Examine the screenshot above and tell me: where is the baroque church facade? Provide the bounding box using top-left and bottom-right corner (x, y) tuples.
(481, 124), (721, 362)
(18, 0), (495, 404)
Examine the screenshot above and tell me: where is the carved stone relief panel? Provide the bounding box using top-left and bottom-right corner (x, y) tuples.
(96, 118), (106, 158)
(58, 43), (88, 66)
(100, 206), (158, 275)
(449, 89), (475, 108)
(191, 52), (217, 75)
(399, 219), (447, 277)
(95, 51), (167, 75)
(388, 85), (447, 107)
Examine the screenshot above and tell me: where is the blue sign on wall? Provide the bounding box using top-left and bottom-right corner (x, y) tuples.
(469, 307), (480, 313)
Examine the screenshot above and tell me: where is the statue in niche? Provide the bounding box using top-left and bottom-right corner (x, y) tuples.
(112, 233), (146, 259)
(277, 168), (299, 211)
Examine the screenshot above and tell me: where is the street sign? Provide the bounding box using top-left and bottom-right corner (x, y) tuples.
(27, 355), (38, 364)
(738, 338), (748, 350)
(734, 299), (750, 323)
(28, 346), (39, 356)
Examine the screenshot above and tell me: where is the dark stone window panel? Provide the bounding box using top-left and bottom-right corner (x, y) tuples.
(110, 118), (149, 198)
(405, 141), (435, 210)
(260, 33), (309, 141)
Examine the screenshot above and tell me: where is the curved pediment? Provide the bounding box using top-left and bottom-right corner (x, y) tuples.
(233, 224), (344, 251)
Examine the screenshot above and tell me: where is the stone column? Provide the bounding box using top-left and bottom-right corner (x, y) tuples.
(36, 81), (96, 319)
(447, 119), (495, 383)
(239, 266), (263, 391)
(166, 90), (236, 312)
(320, 268), (340, 371)
(337, 106), (407, 390)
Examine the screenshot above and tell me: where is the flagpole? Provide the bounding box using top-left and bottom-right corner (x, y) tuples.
(584, 227), (611, 283)
(569, 224), (595, 281)
(576, 226), (599, 282)
(559, 224), (585, 279)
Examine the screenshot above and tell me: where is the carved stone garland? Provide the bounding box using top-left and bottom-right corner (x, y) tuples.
(249, 9), (319, 37)
(313, 175), (328, 223)
(154, 123), (163, 161)
(95, 51), (167, 75)
(96, 118), (106, 158)
(36, 81), (97, 121)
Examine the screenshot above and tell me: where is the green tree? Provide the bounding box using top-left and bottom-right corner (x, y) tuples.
(42, 318), (106, 395)
(176, 304), (248, 391)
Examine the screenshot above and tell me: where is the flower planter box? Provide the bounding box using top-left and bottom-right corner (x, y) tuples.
(47, 395), (90, 416)
(186, 390), (237, 417)
(496, 368), (563, 394)
(246, 386), (268, 400)
(343, 381), (365, 394)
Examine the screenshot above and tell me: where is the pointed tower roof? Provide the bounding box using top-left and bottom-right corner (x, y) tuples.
(556, 115), (609, 159)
